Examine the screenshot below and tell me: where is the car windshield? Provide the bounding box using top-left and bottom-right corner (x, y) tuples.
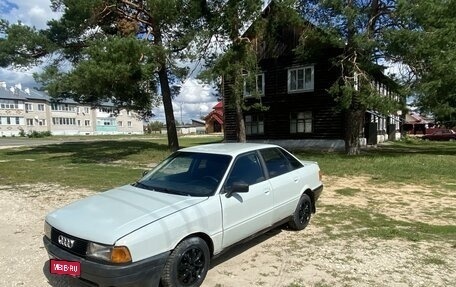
(134, 152), (232, 197)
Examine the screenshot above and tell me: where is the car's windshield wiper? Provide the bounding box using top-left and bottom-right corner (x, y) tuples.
(132, 181), (154, 190)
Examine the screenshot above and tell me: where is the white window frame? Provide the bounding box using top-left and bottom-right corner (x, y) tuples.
(287, 65), (314, 93)
(25, 103), (33, 112)
(245, 114), (264, 135)
(243, 73), (265, 97)
(38, 104), (45, 111)
(290, 111), (313, 134)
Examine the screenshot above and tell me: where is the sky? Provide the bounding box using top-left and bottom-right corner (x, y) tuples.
(0, 0), (219, 124)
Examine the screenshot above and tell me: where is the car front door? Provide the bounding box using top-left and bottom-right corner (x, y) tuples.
(220, 152), (273, 248)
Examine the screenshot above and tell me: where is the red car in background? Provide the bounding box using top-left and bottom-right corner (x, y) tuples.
(422, 129), (456, 141)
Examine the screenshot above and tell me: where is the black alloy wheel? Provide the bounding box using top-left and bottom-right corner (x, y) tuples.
(288, 194), (312, 230)
(161, 237), (210, 287)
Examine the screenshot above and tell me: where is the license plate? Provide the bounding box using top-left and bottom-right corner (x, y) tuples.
(50, 259), (81, 277)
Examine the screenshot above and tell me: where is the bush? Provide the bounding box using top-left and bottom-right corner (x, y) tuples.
(27, 131), (52, 138)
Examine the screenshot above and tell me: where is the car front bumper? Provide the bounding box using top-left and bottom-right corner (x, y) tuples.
(43, 236), (169, 287)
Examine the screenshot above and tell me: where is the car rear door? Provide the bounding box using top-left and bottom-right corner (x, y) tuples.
(259, 148), (304, 222)
(220, 152), (273, 248)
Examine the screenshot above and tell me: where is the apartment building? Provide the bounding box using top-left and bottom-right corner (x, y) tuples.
(0, 82), (144, 136)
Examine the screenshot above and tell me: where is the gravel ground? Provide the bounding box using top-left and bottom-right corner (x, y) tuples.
(0, 176), (455, 287)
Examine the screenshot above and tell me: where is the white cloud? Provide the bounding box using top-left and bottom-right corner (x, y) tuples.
(2, 0), (60, 29)
(0, 67), (38, 87)
(152, 79), (219, 124)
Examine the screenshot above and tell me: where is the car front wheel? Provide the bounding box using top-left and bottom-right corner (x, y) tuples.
(161, 237), (210, 287)
(288, 194), (312, 230)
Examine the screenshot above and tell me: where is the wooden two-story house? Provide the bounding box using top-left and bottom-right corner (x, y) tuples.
(222, 5), (402, 150)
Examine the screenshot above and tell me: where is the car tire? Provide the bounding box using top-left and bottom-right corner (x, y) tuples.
(288, 194), (312, 230)
(161, 237), (210, 287)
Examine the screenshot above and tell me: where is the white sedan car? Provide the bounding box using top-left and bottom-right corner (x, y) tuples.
(44, 143), (323, 287)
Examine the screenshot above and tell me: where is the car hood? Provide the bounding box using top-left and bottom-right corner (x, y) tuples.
(45, 185), (207, 244)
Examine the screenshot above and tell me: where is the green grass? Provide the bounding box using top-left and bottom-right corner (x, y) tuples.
(334, 188), (361, 196)
(295, 140), (456, 188)
(0, 135), (222, 190)
(315, 205), (456, 242)
(422, 256), (447, 266)
(1, 136), (455, 191)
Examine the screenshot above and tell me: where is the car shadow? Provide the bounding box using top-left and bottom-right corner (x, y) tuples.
(209, 227), (283, 269)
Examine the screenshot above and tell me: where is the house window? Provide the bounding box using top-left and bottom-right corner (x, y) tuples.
(288, 66), (314, 93)
(39, 120), (46, 126)
(38, 104), (45, 111)
(52, 117), (76, 125)
(117, 121), (123, 127)
(0, 100), (19, 109)
(84, 107), (90, 114)
(25, 103), (33, 111)
(27, 119), (34, 126)
(127, 121), (132, 127)
(77, 120), (81, 126)
(85, 120), (90, 126)
(244, 73), (265, 97)
(290, 111), (312, 133)
(245, 114), (264, 135)
(51, 103), (76, 112)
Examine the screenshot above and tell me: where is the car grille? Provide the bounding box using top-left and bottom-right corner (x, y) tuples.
(51, 227), (88, 258)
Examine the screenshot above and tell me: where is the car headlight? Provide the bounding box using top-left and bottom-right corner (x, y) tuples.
(44, 222), (52, 239)
(86, 242), (132, 264)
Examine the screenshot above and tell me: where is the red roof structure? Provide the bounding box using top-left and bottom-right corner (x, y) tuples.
(204, 102), (224, 133)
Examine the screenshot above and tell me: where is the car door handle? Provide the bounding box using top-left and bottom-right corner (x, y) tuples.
(264, 189), (271, 194)
(293, 178), (299, 183)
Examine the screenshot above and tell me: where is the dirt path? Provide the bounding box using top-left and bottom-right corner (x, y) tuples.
(0, 177), (455, 287)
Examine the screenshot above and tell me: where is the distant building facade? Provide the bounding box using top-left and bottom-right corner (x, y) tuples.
(0, 82), (143, 136)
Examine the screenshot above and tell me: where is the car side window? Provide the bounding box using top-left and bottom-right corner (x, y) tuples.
(260, 148), (292, 178)
(225, 153), (265, 190)
(281, 149), (304, 170)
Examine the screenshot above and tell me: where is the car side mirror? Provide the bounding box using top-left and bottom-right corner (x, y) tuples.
(225, 182), (249, 198)
(142, 170), (149, 177)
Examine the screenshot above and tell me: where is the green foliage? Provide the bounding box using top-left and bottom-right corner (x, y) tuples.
(386, 0), (456, 123)
(146, 121), (165, 133)
(34, 36), (160, 117)
(27, 131), (53, 138)
(0, 22), (55, 68)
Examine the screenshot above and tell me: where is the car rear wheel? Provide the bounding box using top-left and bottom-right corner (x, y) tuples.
(288, 194), (312, 230)
(161, 237), (210, 287)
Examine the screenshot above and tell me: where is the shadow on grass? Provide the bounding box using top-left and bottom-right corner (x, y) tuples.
(6, 140), (169, 164)
(296, 141), (456, 158)
(362, 141), (456, 157)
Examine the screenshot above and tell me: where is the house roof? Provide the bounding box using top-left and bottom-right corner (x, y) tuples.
(213, 101), (223, 109)
(14, 88), (50, 101)
(204, 110), (223, 125)
(0, 87), (27, 100)
(405, 113), (430, 124)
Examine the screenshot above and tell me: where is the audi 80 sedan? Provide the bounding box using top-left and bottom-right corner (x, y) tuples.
(43, 143), (323, 287)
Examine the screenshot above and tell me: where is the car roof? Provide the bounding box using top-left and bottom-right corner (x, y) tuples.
(179, 143), (280, 157)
